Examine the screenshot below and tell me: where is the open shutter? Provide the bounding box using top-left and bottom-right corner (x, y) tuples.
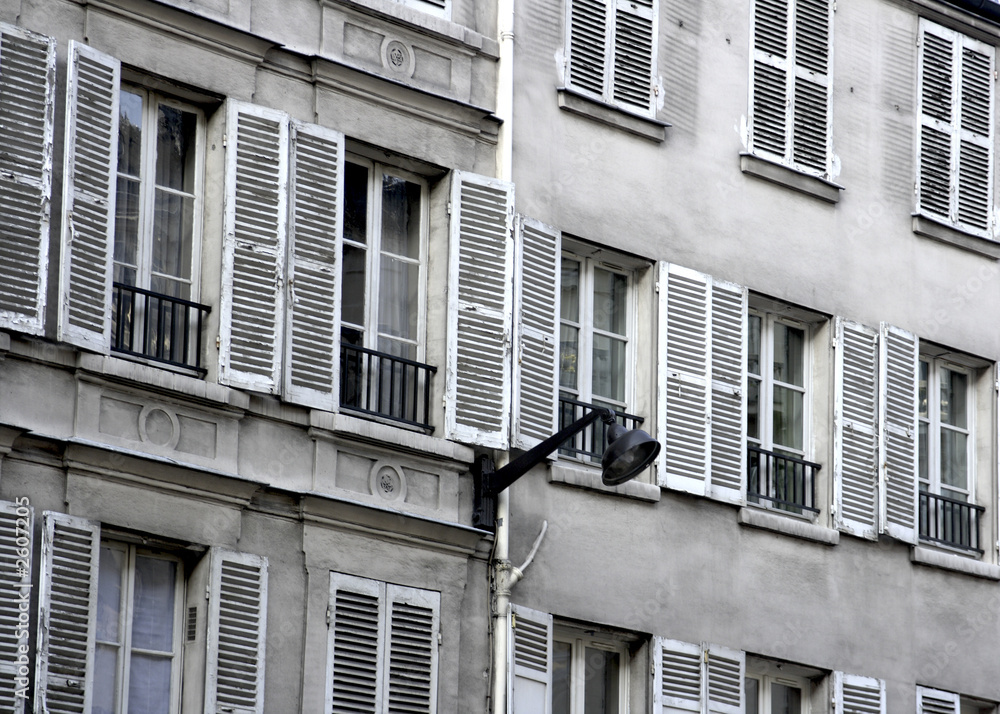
(384, 584), (439, 713)
(708, 279), (747, 504)
(567, 0), (611, 99)
(916, 686), (960, 714)
(652, 637), (702, 714)
(512, 216), (561, 450)
(57, 41), (119, 353)
(955, 33), (994, 234)
(283, 120), (344, 410)
(445, 171), (514, 448)
(791, 0), (833, 174)
(327, 573), (386, 714)
(205, 549), (268, 714)
(0, 500), (32, 714)
(750, 0), (791, 160)
(833, 672), (885, 714)
(833, 318), (880, 539)
(612, 0), (657, 115)
(657, 262), (711, 495)
(34, 512), (99, 714)
(879, 323), (919, 544)
(219, 100), (288, 393)
(510, 605), (552, 714)
(705, 644), (743, 714)
(0, 24), (55, 336)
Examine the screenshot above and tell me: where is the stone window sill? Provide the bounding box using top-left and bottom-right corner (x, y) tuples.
(911, 544), (1000, 580)
(738, 506), (839, 545)
(912, 214), (1000, 259)
(740, 153), (843, 203)
(309, 409), (474, 463)
(549, 460), (661, 502)
(556, 87), (669, 143)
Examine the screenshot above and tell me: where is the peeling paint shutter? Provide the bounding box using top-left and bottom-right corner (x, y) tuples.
(706, 644), (744, 714)
(219, 100), (288, 393)
(917, 687), (960, 714)
(833, 672), (885, 714)
(510, 605), (552, 714)
(57, 41), (119, 353)
(652, 637), (702, 714)
(0, 500), (32, 714)
(879, 323), (919, 544)
(833, 318), (880, 539)
(956, 37), (994, 233)
(709, 279), (747, 504)
(284, 120), (344, 411)
(327, 573), (386, 713)
(34, 512), (99, 714)
(791, 0), (833, 173)
(751, 0), (790, 160)
(513, 216), (561, 450)
(205, 549), (268, 714)
(917, 23), (957, 223)
(657, 262), (711, 496)
(612, 0), (656, 114)
(567, 0), (611, 99)
(0, 24), (55, 337)
(446, 171), (514, 448)
(385, 584), (439, 713)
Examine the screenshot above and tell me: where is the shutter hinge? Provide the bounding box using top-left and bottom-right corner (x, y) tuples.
(222, 134), (227, 148)
(446, 201), (452, 216)
(833, 0), (837, 10)
(326, 604), (331, 626)
(995, 69), (998, 81)
(438, 632), (443, 647)
(216, 335), (221, 350)
(831, 336), (838, 349)
(654, 281), (661, 293)
(703, 649), (709, 663)
(511, 612), (517, 629)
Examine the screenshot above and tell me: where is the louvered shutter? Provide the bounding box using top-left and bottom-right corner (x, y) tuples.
(0, 500), (32, 714)
(57, 41), (119, 353)
(384, 584), (439, 713)
(751, 0), (791, 160)
(445, 171), (514, 448)
(708, 279), (747, 504)
(612, 0), (656, 114)
(833, 672), (885, 714)
(509, 605), (552, 714)
(0, 24), (55, 337)
(34, 512), (99, 714)
(705, 644), (743, 714)
(512, 216), (561, 450)
(567, 0), (611, 100)
(790, 0), (833, 173)
(916, 686), (960, 714)
(219, 100), (288, 393)
(833, 319), (879, 540)
(657, 263), (711, 496)
(956, 35), (994, 233)
(327, 573), (386, 714)
(283, 120), (344, 410)
(205, 549), (268, 714)
(652, 637), (702, 713)
(879, 324), (919, 544)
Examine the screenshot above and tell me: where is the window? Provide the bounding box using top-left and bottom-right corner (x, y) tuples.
(918, 685), (996, 713)
(745, 672), (809, 714)
(553, 629), (629, 714)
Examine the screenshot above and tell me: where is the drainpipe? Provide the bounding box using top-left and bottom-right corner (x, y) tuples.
(496, 0), (515, 181)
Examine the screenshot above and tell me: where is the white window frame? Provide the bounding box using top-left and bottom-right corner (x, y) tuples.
(745, 672), (811, 714)
(919, 355), (975, 503)
(395, 0), (451, 19)
(553, 628), (630, 714)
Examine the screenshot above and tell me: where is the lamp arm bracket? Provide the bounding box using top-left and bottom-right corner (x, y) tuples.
(516, 520), (548, 574)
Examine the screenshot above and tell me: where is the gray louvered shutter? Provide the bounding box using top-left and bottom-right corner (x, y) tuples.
(791, 0), (833, 173)
(917, 687), (960, 714)
(284, 120), (344, 411)
(612, 0), (657, 114)
(955, 35), (994, 234)
(657, 262), (711, 496)
(0, 24), (55, 337)
(706, 644), (743, 714)
(57, 41), (119, 353)
(652, 637), (702, 714)
(445, 171), (514, 448)
(917, 22), (956, 224)
(0, 500), (32, 714)
(219, 100), (288, 393)
(879, 323), (919, 544)
(513, 216), (561, 450)
(567, 0), (611, 100)
(751, 0), (790, 160)
(833, 672), (885, 714)
(510, 605), (552, 714)
(709, 279), (747, 504)
(833, 319), (879, 539)
(34, 512), (99, 714)
(327, 573), (386, 714)
(385, 584), (439, 713)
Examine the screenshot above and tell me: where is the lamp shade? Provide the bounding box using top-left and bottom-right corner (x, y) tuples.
(600, 423), (662, 485)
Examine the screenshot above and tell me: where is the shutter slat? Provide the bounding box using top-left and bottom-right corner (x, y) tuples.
(709, 280), (747, 502)
(706, 644), (744, 714)
(385, 586), (439, 714)
(328, 576), (383, 714)
(653, 637), (702, 713)
(612, 6), (655, 112)
(917, 687), (960, 714)
(568, 0), (609, 97)
(834, 672), (885, 714)
(880, 324), (918, 544)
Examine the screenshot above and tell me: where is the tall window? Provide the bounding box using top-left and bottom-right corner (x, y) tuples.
(553, 630), (628, 714)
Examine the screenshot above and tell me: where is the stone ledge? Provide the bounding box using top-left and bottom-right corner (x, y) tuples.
(912, 214), (1000, 259)
(309, 409), (475, 463)
(549, 461), (660, 502)
(912, 544), (1000, 580)
(740, 153), (843, 204)
(738, 507), (839, 545)
(556, 87), (669, 143)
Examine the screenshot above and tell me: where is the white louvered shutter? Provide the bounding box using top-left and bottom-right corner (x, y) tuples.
(34, 512), (99, 714)
(790, 0), (833, 173)
(446, 171), (514, 448)
(219, 100), (288, 393)
(205, 549), (268, 714)
(0, 24), (55, 337)
(833, 319), (880, 539)
(652, 637), (702, 714)
(327, 573), (386, 714)
(917, 687), (960, 714)
(283, 120), (344, 411)
(879, 323), (919, 544)
(657, 263), (711, 496)
(512, 216), (561, 450)
(751, 0), (791, 161)
(955, 36), (994, 234)
(709, 279), (747, 504)
(833, 672), (885, 714)
(567, 0), (611, 101)
(612, 0), (657, 115)
(705, 644), (743, 714)
(384, 584), (439, 713)
(0, 500), (32, 714)
(57, 41), (119, 353)
(509, 605), (552, 714)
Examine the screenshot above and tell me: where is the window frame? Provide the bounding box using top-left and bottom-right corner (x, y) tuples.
(553, 626), (631, 714)
(919, 355), (975, 503)
(745, 671), (811, 714)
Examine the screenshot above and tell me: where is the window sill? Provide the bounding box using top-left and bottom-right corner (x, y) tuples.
(911, 544), (1000, 580)
(309, 409), (474, 463)
(911, 214), (1000, 259)
(549, 461), (661, 502)
(738, 507), (839, 546)
(556, 88), (670, 143)
(739, 153), (843, 204)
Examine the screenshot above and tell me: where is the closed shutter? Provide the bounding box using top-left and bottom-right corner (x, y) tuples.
(705, 644), (743, 714)
(956, 36), (994, 233)
(384, 584), (439, 713)
(879, 323), (919, 544)
(283, 120), (344, 411)
(34, 512), (100, 714)
(657, 263), (711, 496)
(0, 24), (55, 337)
(916, 686), (960, 714)
(833, 672), (885, 714)
(751, 0), (791, 160)
(327, 573), (386, 713)
(0, 500), (32, 714)
(612, 0), (656, 114)
(445, 171), (514, 448)
(57, 41), (119, 353)
(219, 100), (288, 393)
(567, 0), (611, 99)
(791, 0), (833, 173)
(652, 637), (702, 714)
(709, 279), (747, 504)
(509, 605), (552, 714)
(512, 216), (561, 450)
(833, 318), (879, 539)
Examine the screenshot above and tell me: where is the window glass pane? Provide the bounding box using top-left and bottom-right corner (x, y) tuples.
(592, 334), (625, 403)
(772, 386), (803, 451)
(97, 546), (124, 643)
(593, 269), (627, 336)
(748, 315), (761, 376)
(552, 641), (572, 714)
(114, 178), (141, 278)
(344, 162), (369, 245)
(155, 104), (197, 193)
(919, 422), (929, 485)
(561, 259), (580, 323)
(919, 360), (929, 419)
(940, 428), (969, 493)
(93, 643), (120, 714)
(118, 90), (143, 178)
(378, 254), (419, 344)
(940, 368), (968, 429)
(745, 678), (759, 714)
(772, 322), (804, 387)
(583, 647), (619, 714)
(770, 682), (802, 714)
(151, 190), (194, 289)
(560, 324), (579, 391)
(747, 376), (760, 441)
(341, 244), (367, 330)
(127, 653), (173, 714)
(130, 556), (176, 652)
(380, 174), (421, 259)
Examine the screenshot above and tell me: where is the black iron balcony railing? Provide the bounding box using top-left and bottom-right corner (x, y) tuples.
(919, 491), (985, 554)
(558, 396), (645, 460)
(340, 343), (436, 432)
(747, 445), (821, 514)
(112, 282), (210, 375)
